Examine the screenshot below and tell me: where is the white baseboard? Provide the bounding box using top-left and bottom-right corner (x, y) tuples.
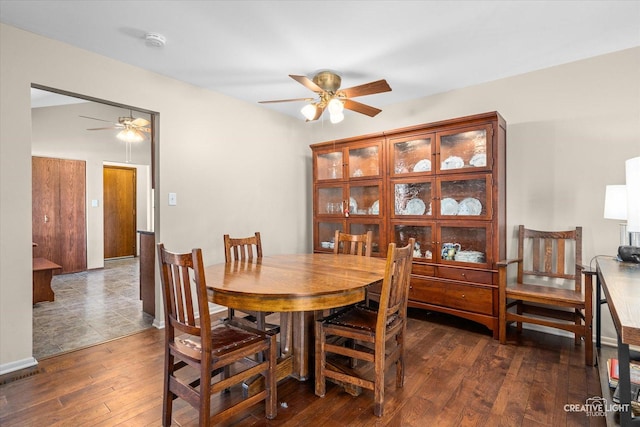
(0, 356), (38, 376)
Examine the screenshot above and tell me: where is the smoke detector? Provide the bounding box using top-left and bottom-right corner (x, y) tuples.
(145, 33), (166, 48)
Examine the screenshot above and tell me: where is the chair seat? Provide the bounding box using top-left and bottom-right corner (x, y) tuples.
(327, 305), (399, 333)
(506, 283), (586, 307)
(174, 323), (267, 359)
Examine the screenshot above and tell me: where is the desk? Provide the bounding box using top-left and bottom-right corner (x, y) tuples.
(596, 257), (640, 426)
(205, 253), (387, 381)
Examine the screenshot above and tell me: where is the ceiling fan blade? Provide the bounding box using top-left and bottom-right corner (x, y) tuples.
(259, 97), (315, 104)
(134, 127), (151, 133)
(131, 117), (150, 127)
(343, 99), (382, 117)
(80, 115), (114, 123)
(86, 126), (120, 131)
(339, 79), (391, 98)
(289, 75), (324, 93)
(309, 104), (326, 121)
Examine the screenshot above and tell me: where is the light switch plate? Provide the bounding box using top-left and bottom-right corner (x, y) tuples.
(168, 192), (177, 206)
(91, 199), (99, 207)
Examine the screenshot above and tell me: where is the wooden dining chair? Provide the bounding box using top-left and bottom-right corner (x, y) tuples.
(498, 225), (593, 365)
(223, 232), (291, 358)
(333, 230), (372, 257)
(157, 243), (277, 426)
(315, 238), (415, 417)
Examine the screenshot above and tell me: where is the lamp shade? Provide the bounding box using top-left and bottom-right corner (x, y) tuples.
(604, 185), (627, 220)
(626, 157), (640, 232)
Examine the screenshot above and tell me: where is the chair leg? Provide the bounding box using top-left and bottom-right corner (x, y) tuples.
(498, 284), (507, 344)
(266, 334), (277, 419)
(373, 341), (385, 417)
(163, 353), (174, 427)
(199, 358), (212, 427)
(396, 331), (405, 388)
(314, 321), (326, 397)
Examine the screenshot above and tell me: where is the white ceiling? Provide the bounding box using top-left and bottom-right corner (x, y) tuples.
(2, 1), (639, 119)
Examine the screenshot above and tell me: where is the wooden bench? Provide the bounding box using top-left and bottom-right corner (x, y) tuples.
(33, 257), (61, 304)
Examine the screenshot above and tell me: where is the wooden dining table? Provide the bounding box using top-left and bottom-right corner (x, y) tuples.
(205, 253), (387, 385)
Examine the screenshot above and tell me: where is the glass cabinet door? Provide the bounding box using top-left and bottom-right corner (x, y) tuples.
(316, 221), (344, 251)
(437, 125), (492, 173)
(392, 179), (433, 218)
(390, 133), (434, 176)
(348, 142), (382, 179)
(349, 222), (382, 255)
(437, 174), (492, 219)
(317, 185), (345, 216)
(392, 224), (435, 261)
(437, 223), (491, 265)
(348, 183), (382, 216)
(316, 149), (343, 181)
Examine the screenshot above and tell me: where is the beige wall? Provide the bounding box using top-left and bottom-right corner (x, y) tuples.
(1, 22), (638, 372)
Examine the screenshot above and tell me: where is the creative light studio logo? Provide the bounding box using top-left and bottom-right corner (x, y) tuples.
(564, 396), (630, 417)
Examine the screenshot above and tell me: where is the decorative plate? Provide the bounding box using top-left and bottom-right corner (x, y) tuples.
(371, 200), (379, 215)
(440, 198), (459, 215)
(458, 197), (482, 215)
(413, 159), (431, 172)
(469, 153), (487, 167)
(404, 198), (426, 215)
(441, 156), (464, 170)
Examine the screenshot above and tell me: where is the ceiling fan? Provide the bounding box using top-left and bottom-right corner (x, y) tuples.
(80, 111), (150, 142)
(259, 70), (391, 123)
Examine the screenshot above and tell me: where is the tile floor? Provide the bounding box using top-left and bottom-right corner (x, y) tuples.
(32, 257), (154, 360)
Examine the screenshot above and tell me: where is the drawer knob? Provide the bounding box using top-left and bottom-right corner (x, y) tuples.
(461, 294), (465, 298)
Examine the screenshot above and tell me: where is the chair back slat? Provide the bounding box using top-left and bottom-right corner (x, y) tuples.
(377, 238), (414, 333)
(224, 232), (262, 262)
(333, 230), (372, 257)
(157, 244), (211, 349)
(518, 225), (582, 289)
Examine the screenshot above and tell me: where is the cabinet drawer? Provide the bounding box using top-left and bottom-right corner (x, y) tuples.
(411, 263), (435, 277)
(409, 277), (447, 306)
(436, 266), (493, 284)
(409, 277), (494, 315)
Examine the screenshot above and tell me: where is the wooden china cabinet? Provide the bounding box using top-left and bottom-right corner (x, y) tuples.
(311, 112), (506, 338)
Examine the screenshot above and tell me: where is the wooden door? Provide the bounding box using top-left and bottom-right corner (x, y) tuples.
(32, 157), (60, 263)
(32, 157), (87, 273)
(103, 166), (136, 259)
(59, 159), (87, 273)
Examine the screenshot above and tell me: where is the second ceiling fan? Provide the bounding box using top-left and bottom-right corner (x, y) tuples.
(259, 70), (391, 122)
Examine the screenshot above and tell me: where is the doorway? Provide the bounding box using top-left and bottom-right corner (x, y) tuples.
(103, 165), (137, 259)
(31, 85), (158, 358)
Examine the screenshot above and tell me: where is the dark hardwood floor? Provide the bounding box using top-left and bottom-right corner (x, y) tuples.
(0, 309), (606, 426)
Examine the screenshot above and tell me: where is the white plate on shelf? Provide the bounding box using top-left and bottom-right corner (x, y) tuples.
(413, 159), (431, 172)
(458, 197), (482, 215)
(469, 153), (487, 167)
(404, 198), (426, 215)
(440, 198), (459, 215)
(441, 156), (464, 170)
(371, 200), (379, 214)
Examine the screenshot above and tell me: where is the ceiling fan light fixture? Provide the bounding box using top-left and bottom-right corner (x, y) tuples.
(328, 97), (344, 115)
(301, 103), (317, 121)
(330, 111), (344, 124)
(117, 127), (145, 143)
